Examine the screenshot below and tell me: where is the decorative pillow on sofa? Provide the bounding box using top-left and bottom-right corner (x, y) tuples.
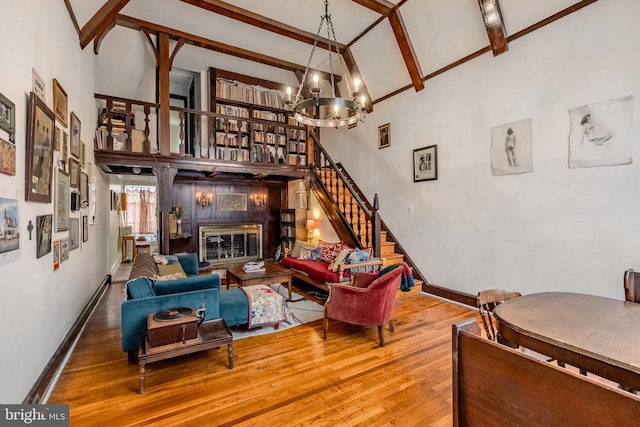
(298, 246), (314, 260)
(346, 247), (373, 264)
(328, 248), (353, 272)
(318, 240), (344, 263)
(291, 240), (315, 258)
(177, 253), (199, 276)
(156, 272), (188, 281)
(157, 262), (186, 277)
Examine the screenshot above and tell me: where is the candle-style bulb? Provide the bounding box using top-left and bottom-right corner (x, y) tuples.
(313, 74), (319, 87)
(354, 78), (360, 92)
(286, 86), (291, 100)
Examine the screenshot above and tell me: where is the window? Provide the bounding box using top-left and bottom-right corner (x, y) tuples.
(124, 185), (157, 239)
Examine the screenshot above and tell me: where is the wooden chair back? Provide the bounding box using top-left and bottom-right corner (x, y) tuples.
(452, 320), (640, 427)
(624, 269), (640, 303)
(477, 289), (521, 341)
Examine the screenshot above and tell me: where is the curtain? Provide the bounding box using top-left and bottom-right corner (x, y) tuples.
(125, 187), (157, 234)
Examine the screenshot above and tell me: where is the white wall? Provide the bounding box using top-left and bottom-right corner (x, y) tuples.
(0, 2), (111, 403)
(322, 0), (640, 300)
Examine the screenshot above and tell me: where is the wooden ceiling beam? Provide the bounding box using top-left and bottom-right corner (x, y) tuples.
(79, 0), (131, 49)
(477, 0), (508, 56)
(93, 20), (116, 54)
(116, 15), (304, 73)
(179, 0), (345, 51)
(350, 0), (394, 16)
(342, 48), (373, 113)
(388, 10), (424, 92)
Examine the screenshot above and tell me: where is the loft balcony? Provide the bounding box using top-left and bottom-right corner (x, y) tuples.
(93, 93), (312, 181)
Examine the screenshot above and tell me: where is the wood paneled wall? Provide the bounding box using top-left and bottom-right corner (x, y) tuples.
(170, 180), (286, 259)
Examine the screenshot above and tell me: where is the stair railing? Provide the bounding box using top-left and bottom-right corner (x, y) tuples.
(311, 132), (380, 257)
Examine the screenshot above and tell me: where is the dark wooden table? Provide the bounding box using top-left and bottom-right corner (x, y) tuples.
(493, 292), (640, 390)
(226, 261), (293, 301)
(137, 319), (233, 394)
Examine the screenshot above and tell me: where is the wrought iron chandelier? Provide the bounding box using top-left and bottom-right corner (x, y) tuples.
(285, 0), (368, 128)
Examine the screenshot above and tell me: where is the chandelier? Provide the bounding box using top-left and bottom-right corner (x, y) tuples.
(285, 0), (368, 128)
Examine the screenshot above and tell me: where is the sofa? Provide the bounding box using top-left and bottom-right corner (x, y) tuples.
(121, 252), (249, 358)
(280, 240), (382, 291)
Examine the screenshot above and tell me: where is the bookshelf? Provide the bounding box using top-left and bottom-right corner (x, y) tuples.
(209, 68), (308, 167)
(280, 209), (296, 255)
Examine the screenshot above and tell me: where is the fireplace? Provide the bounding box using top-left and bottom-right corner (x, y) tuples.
(198, 224), (262, 266)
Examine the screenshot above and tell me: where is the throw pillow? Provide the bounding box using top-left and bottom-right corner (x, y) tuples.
(177, 253), (199, 276)
(318, 240), (344, 263)
(291, 240), (315, 258)
(152, 254), (169, 265)
(298, 246), (314, 260)
(155, 272), (188, 281)
(347, 247), (372, 264)
(328, 248), (353, 272)
(157, 262), (186, 277)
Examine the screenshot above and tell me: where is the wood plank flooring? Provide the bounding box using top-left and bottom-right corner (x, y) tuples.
(48, 271), (480, 426)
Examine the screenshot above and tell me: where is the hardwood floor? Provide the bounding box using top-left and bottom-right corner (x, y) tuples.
(48, 273), (480, 426)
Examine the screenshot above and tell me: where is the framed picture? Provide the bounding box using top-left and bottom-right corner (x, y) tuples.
(0, 137), (16, 176)
(53, 240), (60, 271)
(61, 131), (68, 172)
(82, 215), (88, 242)
(80, 140), (86, 167)
(60, 238), (69, 262)
(0, 92), (16, 135)
(0, 196), (19, 255)
(32, 68), (46, 102)
(70, 112), (81, 159)
(378, 123), (390, 149)
(69, 218), (80, 250)
(69, 157), (80, 188)
(217, 193), (247, 211)
(413, 145), (438, 182)
(55, 169), (70, 232)
(36, 214), (53, 258)
(80, 172), (89, 208)
(25, 92), (55, 203)
(52, 79), (68, 127)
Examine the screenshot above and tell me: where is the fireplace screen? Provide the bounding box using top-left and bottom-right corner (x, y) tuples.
(199, 224), (262, 266)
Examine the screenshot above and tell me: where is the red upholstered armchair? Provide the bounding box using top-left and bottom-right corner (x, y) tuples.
(323, 267), (403, 347)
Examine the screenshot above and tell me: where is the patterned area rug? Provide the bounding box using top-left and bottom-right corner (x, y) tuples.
(231, 284), (324, 340)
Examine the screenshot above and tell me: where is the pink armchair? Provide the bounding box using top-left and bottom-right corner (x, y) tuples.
(323, 267), (403, 346)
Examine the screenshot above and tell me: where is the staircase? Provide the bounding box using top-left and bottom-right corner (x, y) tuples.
(310, 133), (427, 289)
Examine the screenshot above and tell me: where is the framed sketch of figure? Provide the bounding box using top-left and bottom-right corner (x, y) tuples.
(70, 112), (81, 159)
(36, 214), (53, 258)
(378, 123), (390, 149)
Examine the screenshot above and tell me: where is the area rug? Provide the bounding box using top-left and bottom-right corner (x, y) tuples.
(231, 284), (324, 340)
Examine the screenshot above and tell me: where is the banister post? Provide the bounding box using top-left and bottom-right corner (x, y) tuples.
(372, 193), (380, 258)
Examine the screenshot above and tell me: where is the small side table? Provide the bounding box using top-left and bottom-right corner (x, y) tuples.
(137, 319), (233, 394)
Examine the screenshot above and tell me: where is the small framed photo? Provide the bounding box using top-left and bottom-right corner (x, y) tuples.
(36, 214), (53, 259)
(82, 215), (89, 242)
(53, 240), (60, 271)
(25, 92), (55, 203)
(69, 218), (80, 250)
(55, 168), (70, 232)
(413, 145), (438, 182)
(52, 79), (68, 127)
(70, 112), (81, 159)
(69, 157), (80, 188)
(0, 92), (16, 135)
(32, 68), (46, 102)
(378, 123), (390, 149)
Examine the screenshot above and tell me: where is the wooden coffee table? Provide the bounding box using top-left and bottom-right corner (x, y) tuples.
(137, 318), (233, 394)
(226, 261), (293, 301)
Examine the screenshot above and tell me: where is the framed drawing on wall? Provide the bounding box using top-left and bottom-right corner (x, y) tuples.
(52, 79), (68, 127)
(70, 111), (81, 159)
(80, 172), (89, 208)
(25, 92), (55, 203)
(55, 169), (70, 232)
(217, 193), (247, 211)
(0, 92), (16, 135)
(413, 145), (438, 182)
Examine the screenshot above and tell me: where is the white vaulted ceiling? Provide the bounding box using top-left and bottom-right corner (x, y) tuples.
(68, 0), (597, 105)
